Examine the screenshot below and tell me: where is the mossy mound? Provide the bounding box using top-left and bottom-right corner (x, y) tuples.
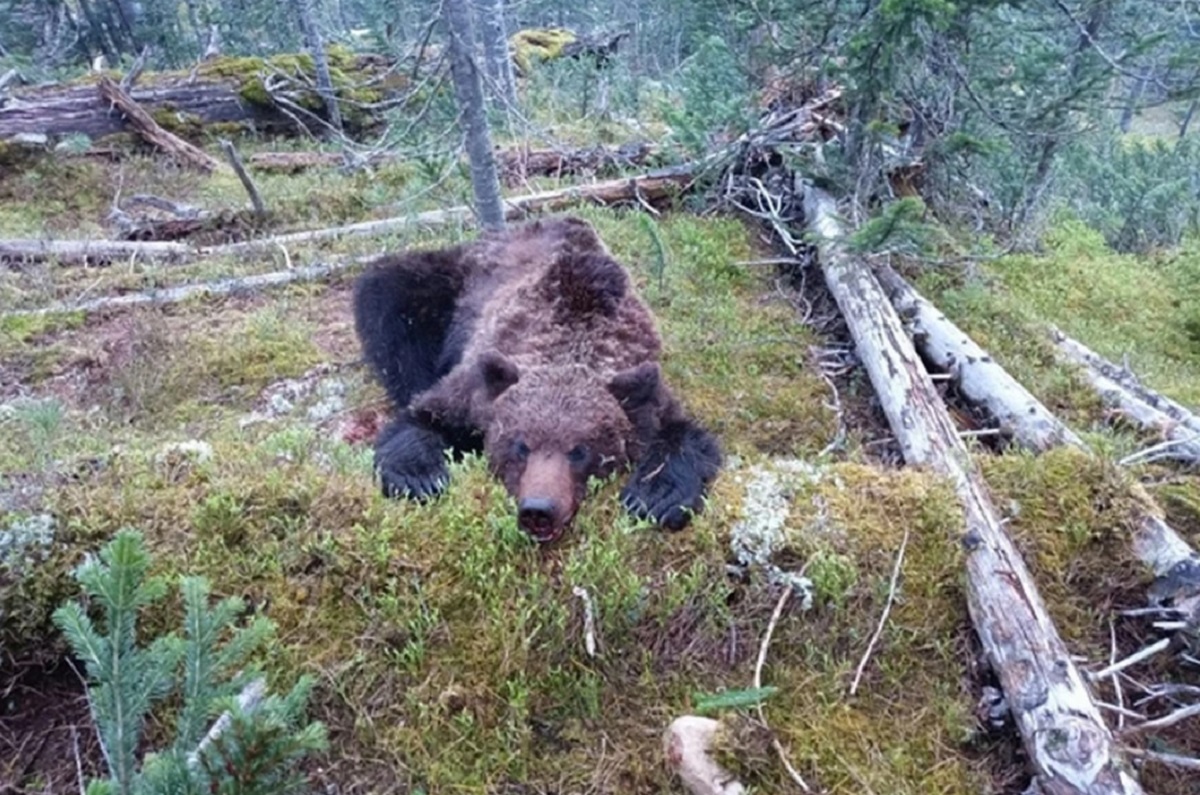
(511, 28), (578, 75)
(6, 209), (1200, 792)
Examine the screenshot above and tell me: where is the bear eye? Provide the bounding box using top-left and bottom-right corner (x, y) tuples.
(514, 440), (530, 460)
(567, 445), (590, 465)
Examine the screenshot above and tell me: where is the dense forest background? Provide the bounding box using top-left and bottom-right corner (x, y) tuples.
(2, 0), (1199, 248)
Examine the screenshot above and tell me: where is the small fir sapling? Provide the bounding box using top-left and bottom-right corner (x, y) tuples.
(52, 529), (327, 795)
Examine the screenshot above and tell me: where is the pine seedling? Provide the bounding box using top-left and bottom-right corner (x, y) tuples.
(54, 529), (327, 795)
(52, 529), (181, 795)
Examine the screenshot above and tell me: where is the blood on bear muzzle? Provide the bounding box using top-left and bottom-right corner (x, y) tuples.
(516, 453), (578, 543)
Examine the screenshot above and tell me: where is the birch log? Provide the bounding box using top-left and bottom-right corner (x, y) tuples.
(805, 184), (1141, 795)
(875, 263), (1084, 451)
(875, 261), (1199, 596)
(0, 165), (695, 267)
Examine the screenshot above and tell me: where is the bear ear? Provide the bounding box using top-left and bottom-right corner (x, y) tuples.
(479, 351), (520, 401)
(608, 362), (660, 412)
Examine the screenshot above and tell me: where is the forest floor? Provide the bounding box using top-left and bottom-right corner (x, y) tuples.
(1, 140), (1198, 794)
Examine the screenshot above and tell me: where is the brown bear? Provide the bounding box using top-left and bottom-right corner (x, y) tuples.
(353, 215), (721, 543)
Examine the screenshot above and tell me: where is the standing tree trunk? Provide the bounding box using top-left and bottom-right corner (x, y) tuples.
(473, 0), (518, 111)
(1118, 75), (1147, 133)
(443, 0), (506, 229)
(293, 0), (343, 135)
(1180, 97), (1198, 139)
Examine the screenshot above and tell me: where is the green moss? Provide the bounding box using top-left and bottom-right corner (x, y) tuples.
(15, 208), (1200, 792)
(510, 27), (578, 74)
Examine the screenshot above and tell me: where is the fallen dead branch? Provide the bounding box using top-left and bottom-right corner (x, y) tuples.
(187, 677), (266, 769)
(875, 261), (1200, 602)
(3, 260), (357, 319)
(1053, 329), (1200, 436)
(805, 185), (1141, 795)
(875, 262), (1084, 451)
(0, 163), (698, 267)
(96, 76), (221, 173)
(0, 237), (195, 266)
(1051, 328), (1200, 466)
(219, 138), (267, 215)
(245, 141), (659, 182)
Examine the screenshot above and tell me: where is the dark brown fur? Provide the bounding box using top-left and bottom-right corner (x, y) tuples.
(354, 216), (721, 542)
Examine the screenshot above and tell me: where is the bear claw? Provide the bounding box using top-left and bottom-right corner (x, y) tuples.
(379, 466), (449, 501)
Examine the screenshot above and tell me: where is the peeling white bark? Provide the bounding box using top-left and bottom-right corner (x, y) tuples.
(875, 263), (1200, 583)
(805, 184), (1141, 795)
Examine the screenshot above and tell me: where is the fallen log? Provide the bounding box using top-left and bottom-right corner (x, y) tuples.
(0, 53), (404, 143)
(0, 163), (696, 267)
(245, 141), (659, 182)
(875, 263), (1084, 451)
(3, 260), (359, 319)
(875, 261), (1200, 607)
(1052, 328), (1200, 440)
(96, 76), (221, 172)
(805, 185), (1141, 795)
(0, 237), (195, 266)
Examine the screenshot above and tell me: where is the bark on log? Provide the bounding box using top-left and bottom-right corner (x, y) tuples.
(876, 262), (1200, 601)
(0, 238), (195, 266)
(0, 54), (400, 142)
(5, 260), (359, 319)
(0, 164), (695, 267)
(805, 185), (1141, 795)
(245, 142), (658, 181)
(96, 76), (222, 172)
(876, 262), (1084, 451)
(1051, 328), (1200, 438)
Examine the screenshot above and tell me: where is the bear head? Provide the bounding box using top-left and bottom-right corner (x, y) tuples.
(415, 351), (663, 543)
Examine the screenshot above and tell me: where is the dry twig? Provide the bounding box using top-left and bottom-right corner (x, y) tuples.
(850, 530), (909, 695)
(753, 585), (810, 792)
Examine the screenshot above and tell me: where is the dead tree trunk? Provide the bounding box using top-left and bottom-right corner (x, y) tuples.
(876, 261), (1200, 605)
(1052, 329), (1200, 438)
(96, 76), (221, 172)
(875, 263), (1084, 451)
(0, 54), (397, 142)
(0, 164), (695, 268)
(805, 185), (1141, 795)
(443, 0), (505, 229)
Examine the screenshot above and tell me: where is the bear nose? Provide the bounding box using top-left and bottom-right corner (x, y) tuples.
(518, 497), (559, 542)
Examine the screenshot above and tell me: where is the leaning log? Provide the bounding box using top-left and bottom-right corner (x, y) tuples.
(0, 53), (403, 142)
(97, 76), (221, 172)
(0, 163), (696, 267)
(805, 185), (1141, 795)
(876, 261), (1200, 604)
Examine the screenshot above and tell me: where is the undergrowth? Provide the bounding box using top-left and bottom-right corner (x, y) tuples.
(3, 208), (1199, 793)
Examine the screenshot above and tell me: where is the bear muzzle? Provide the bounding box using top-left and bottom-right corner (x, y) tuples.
(516, 454), (578, 543)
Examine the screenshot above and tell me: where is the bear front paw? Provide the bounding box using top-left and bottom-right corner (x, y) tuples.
(379, 458), (449, 501)
(375, 418), (453, 501)
(620, 464), (703, 531)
